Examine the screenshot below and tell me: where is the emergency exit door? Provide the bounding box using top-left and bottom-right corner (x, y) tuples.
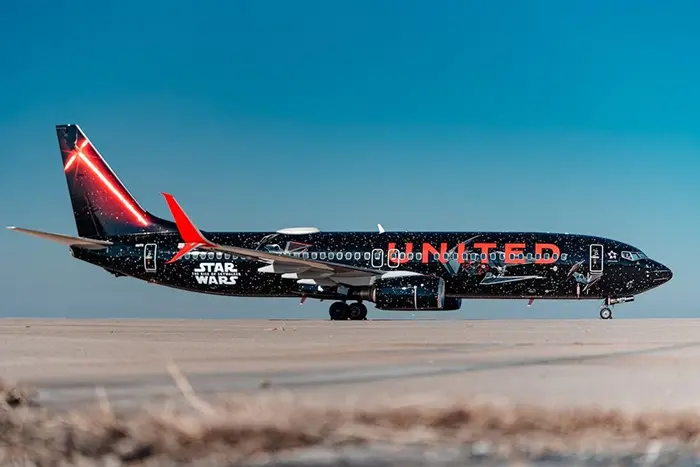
(589, 244), (603, 274)
(371, 248), (384, 268)
(144, 243), (157, 273)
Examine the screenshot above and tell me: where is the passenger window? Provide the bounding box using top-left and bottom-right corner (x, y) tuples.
(329, 252), (335, 260)
(320, 252), (327, 259)
(207, 252), (214, 259)
(416, 252), (422, 261)
(354, 252), (361, 260)
(311, 252), (318, 259)
(364, 252), (370, 260)
(216, 252), (223, 260)
(224, 253), (230, 259)
(184, 253), (190, 259)
(302, 252), (309, 259)
(345, 252), (352, 260)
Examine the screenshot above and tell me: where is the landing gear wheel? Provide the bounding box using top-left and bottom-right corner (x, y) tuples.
(348, 302), (368, 321)
(329, 301), (349, 320)
(599, 307), (613, 320)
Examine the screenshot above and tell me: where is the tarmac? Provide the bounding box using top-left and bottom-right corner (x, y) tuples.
(3, 317), (700, 465)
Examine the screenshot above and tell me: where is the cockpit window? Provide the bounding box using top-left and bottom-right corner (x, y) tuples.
(621, 251), (648, 261)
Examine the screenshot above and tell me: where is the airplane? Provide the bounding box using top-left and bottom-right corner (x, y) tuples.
(6, 124), (673, 321)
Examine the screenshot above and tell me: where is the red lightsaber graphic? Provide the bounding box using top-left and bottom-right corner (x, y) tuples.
(64, 139), (149, 226)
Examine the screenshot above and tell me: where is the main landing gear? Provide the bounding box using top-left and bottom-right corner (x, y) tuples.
(329, 301), (368, 321)
(599, 296), (635, 320)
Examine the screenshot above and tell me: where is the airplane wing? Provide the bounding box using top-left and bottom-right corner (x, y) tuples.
(6, 226), (112, 249)
(160, 193), (391, 286)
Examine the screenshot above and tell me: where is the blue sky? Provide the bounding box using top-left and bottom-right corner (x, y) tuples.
(1, 0), (697, 319)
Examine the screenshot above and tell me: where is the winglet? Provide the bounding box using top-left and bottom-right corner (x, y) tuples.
(377, 223), (385, 234)
(160, 193), (216, 263)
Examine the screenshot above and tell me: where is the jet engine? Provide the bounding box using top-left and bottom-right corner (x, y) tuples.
(363, 275), (462, 311)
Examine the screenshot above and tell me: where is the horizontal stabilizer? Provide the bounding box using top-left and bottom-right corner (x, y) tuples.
(6, 226), (113, 249)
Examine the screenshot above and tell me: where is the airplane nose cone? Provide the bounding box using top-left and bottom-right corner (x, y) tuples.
(653, 262), (673, 282)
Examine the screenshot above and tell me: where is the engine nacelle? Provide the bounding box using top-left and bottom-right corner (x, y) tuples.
(371, 275), (460, 311)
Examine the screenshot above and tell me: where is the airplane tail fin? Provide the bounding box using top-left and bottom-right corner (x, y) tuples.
(56, 124), (176, 238)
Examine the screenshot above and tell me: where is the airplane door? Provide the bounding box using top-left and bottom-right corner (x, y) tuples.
(589, 244), (603, 274)
(387, 248), (400, 268)
(371, 248), (384, 268)
(144, 243), (157, 273)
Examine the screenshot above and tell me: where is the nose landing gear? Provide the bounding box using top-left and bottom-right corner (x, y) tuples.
(599, 296), (635, 320)
(329, 301), (368, 320)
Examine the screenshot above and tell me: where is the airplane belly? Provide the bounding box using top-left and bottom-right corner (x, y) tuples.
(446, 268), (589, 299)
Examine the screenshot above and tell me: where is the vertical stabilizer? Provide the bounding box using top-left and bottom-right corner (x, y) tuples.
(57, 124), (174, 238)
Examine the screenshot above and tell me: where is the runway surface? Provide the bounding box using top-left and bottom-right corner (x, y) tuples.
(3, 317), (700, 465)
(3, 317), (700, 410)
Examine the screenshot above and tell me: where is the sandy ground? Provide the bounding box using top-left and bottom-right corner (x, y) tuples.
(1, 317), (700, 411)
(4, 318), (700, 466)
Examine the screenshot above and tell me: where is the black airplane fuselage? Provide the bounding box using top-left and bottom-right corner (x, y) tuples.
(72, 230), (672, 302)
(8, 124), (673, 321)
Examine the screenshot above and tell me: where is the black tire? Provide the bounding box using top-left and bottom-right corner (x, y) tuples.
(329, 302), (349, 320)
(599, 307), (612, 319)
(348, 302), (367, 320)
(359, 303), (368, 320)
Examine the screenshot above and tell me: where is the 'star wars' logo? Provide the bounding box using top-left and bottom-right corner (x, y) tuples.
(193, 262), (240, 285)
